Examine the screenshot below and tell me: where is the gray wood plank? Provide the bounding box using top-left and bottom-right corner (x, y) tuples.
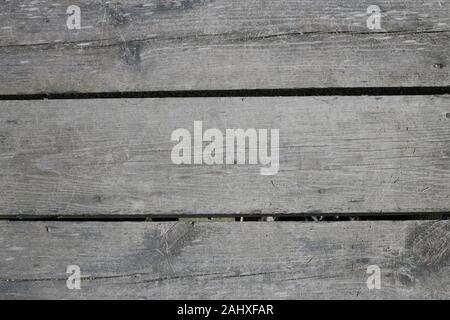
(0, 0), (449, 94)
(0, 96), (449, 216)
(3, 0), (450, 47)
(0, 220), (448, 299)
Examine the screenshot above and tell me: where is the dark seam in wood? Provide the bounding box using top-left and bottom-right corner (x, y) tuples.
(1, 29), (449, 50)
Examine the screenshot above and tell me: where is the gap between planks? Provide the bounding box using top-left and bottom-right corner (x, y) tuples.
(1, 87), (450, 101)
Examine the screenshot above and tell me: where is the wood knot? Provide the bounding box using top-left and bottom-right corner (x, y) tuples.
(405, 221), (449, 273)
(120, 41), (142, 69)
(106, 4), (131, 27)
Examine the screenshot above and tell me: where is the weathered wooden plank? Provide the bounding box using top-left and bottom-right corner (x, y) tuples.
(0, 96), (449, 216)
(0, 0), (449, 94)
(3, 0), (450, 47)
(0, 220), (448, 299)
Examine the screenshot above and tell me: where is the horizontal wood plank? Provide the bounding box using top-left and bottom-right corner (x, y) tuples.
(0, 220), (448, 299)
(3, 0), (450, 47)
(0, 96), (449, 216)
(0, 0), (449, 94)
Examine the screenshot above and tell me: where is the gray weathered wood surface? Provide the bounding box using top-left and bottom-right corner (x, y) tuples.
(0, 0), (449, 94)
(0, 221), (448, 299)
(1, 95), (449, 216)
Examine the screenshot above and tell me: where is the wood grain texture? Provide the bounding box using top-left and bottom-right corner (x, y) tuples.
(0, 96), (450, 216)
(0, 0), (449, 94)
(0, 220), (448, 299)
